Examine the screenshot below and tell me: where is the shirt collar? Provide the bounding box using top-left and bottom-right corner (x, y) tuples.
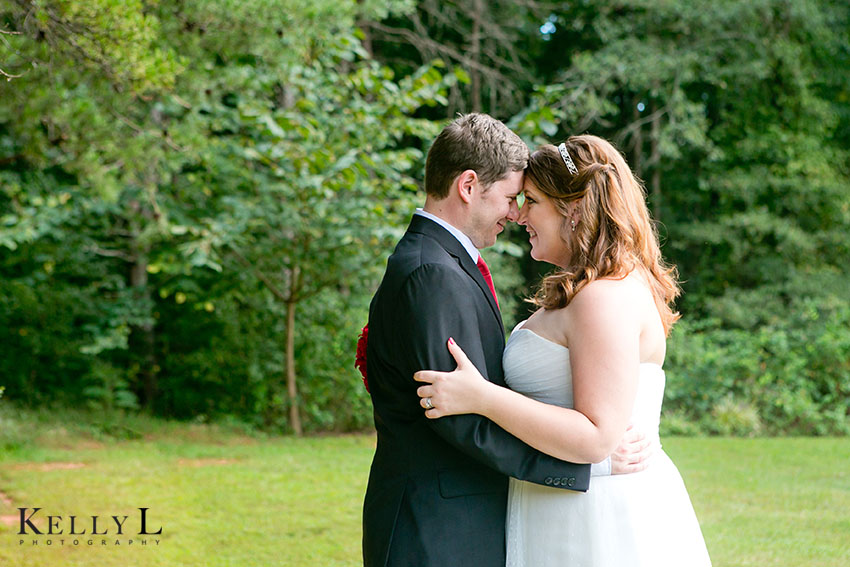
(414, 208), (480, 263)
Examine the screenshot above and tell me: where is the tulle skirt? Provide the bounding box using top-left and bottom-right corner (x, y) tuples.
(506, 451), (712, 567)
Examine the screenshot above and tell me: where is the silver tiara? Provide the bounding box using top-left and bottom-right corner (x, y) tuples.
(557, 143), (578, 175)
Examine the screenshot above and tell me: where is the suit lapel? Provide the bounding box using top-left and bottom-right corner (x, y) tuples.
(407, 215), (505, 335)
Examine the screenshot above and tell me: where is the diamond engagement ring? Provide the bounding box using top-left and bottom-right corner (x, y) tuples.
(424, 397), (434, 410)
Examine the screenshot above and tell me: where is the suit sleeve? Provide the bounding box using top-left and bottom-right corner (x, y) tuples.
(397, 263), (591, 491)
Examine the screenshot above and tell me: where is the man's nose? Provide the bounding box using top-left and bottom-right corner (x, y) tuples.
(516, 202), (527, 225)
(507, 200), (520, 222)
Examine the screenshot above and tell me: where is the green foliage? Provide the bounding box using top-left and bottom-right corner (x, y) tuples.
(1, 0), (181, 91)
(0, 0), (848, 434)
(666, 301), (850, 436)
(292, 290), (374, 432)
(508, 0), (850, 436)
(0, 0), (447, 431)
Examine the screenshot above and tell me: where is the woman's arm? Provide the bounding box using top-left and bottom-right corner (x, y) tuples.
(414, 280), (642, 464)
(398, 262), (590, 488)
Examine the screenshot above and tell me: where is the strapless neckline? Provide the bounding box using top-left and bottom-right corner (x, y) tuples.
(511, 326), (665, 370)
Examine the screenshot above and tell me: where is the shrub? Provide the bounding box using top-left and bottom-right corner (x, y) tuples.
(664, 301), (850, 436)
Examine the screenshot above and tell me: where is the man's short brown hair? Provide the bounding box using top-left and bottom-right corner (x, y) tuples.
(424, 113), (529, 199)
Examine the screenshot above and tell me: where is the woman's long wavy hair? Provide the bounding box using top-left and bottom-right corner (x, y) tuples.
(525, 135), (681, 335)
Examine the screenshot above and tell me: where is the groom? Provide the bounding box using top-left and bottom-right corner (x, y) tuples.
(362, 113), (598, 567)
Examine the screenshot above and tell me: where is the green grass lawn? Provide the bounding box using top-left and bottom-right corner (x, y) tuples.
(0, 408), (848, 566)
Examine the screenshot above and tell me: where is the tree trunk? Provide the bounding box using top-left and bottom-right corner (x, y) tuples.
(285, 298), (302, 436)
(126, 199), (157, 411)
(631, 94), (643, 179)
(359, 22), (373, 57)
(355, 0), (373, 58)
(469, 0), (483, 112)
(129, 243), (156, 411)
(650, 99), (662, 221)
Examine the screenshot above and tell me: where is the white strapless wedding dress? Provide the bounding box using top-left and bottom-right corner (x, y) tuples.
(503, 324), (712, 567)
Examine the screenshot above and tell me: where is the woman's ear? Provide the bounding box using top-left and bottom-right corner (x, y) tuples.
(569, 199), (583, 228)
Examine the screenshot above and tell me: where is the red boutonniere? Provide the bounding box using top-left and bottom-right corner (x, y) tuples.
(355, 324), (369, 392)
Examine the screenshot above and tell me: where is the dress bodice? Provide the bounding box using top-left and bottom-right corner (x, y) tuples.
(503, 324), (665, 442)
(501, 322), (712, 567)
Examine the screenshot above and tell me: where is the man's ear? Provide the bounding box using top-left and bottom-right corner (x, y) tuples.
(455, 170), (478, 204)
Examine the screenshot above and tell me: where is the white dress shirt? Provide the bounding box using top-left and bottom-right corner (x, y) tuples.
(414, 208), (479, 263)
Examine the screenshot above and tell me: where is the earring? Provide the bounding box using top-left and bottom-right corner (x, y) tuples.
(570, 220), (576, 232)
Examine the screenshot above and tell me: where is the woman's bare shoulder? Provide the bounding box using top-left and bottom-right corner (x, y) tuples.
(571, 276), (641, 307)
(565, 276), (648, 334)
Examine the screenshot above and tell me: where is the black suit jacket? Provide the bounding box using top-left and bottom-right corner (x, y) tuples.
(362, 215), (590, 567)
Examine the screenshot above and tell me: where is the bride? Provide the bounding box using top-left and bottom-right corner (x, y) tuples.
(414, 135), (712, 566)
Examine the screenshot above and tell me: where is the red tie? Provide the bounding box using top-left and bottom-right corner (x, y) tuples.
(476, 255), (499, 309)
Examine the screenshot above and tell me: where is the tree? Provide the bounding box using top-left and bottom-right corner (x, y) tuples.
(1, 0), (184, 409)
(0, 0), (448, 432)
(195, 45), (448, 433)
(512, 0), (850, 433)
(365, 0), (555, 117)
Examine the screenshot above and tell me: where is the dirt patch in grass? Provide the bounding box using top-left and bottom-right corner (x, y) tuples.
(33, 429), (107, 451)
(0, 489), (17, 527)
(176, 458), (238, 467)
(141, 423), (262, 446)
(9, 462), (86, 472)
